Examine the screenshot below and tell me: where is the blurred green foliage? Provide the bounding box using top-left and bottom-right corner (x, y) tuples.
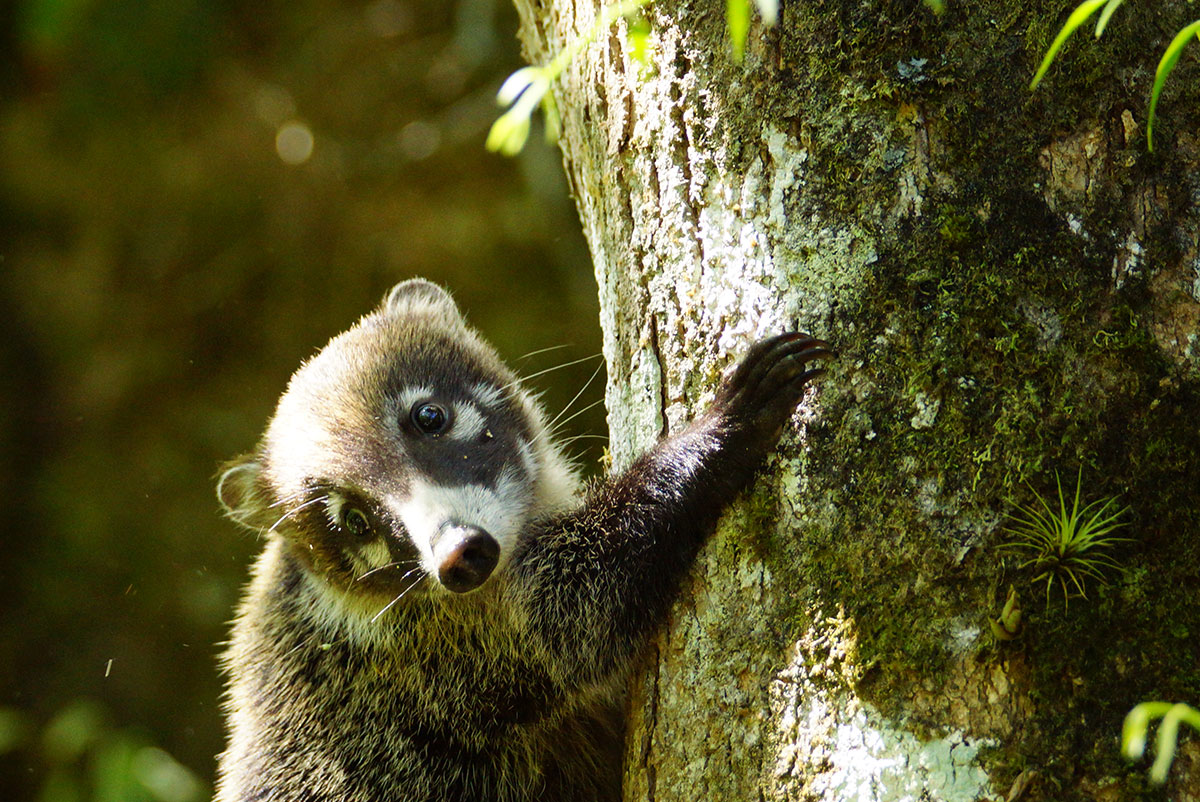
(0, 1), (601, 799)
(0, 700), (205, 802)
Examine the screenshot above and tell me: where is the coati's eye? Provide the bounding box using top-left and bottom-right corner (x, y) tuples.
(411, 402), (449, 434)
(341, 507), (371, 538)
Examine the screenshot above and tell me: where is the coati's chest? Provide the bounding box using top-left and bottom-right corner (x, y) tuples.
(256, 551), (576, 734)
(234, 549), (622, 802)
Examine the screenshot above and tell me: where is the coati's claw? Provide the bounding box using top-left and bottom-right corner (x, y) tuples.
(713, 332), (833, 445)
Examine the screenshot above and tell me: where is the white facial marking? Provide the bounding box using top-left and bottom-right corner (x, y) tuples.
(351, 539), (393, 575)
(397, 385), (436, 418)
(469, 382), (505, 410)
(516, 438), (538, 485)
(390, 471), (527, 578)
(324, 490), (347, 529)
(449, 402), (485, 441)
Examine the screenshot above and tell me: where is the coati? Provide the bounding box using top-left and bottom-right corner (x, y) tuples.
(215, 279), (830, 802)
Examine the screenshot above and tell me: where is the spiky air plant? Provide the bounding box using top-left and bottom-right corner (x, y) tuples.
(1004, 468), (1131, 606)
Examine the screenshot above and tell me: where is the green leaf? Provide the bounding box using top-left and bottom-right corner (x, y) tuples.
(1147, 19), (1200, 152)
(1122, 702), (1200, 785)
(42, 700), (105, 763)
(727, 0), (752, 62)
(1029, 0), (1111, 90)
(627, 16), (653, 66)
(487, 67), (551, 155)
(487, 0), (653, 156)
(486, 112), (531, 156)
(1093, 0), (1124, 38)
(541, 93), (561, 146)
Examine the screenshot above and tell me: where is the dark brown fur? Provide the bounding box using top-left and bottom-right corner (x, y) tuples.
(215, 280), (829, 801)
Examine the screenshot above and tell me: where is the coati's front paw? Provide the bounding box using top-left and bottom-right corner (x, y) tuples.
(711, 333), (833, 451)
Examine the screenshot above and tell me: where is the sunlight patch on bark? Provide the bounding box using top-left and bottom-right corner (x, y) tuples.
(769, 609), (1000, 802)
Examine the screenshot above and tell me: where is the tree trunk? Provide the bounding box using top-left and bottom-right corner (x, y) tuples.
(511, 1), (1200, 799)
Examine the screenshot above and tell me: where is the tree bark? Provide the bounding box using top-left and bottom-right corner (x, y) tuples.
(511, 1), (1200, 799)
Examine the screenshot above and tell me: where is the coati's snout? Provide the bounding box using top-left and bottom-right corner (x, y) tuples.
(431, 523), (500, 593)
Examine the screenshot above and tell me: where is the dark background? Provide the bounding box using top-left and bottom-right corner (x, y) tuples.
(0, 1), (603, 798)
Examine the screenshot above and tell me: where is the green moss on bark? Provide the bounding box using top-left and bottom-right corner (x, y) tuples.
(736, 0), (1200, 796)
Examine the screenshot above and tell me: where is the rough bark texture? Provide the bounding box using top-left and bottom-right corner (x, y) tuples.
(511, 1), (1200, 799)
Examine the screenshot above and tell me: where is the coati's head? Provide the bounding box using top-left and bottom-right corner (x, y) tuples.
(218, 279), (579, 608)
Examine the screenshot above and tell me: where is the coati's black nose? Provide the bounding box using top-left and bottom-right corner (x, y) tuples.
(432, 525), (500, 593)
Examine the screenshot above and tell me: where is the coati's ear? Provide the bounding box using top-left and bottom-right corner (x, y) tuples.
(381, 278), (463, 325)
(216, 457), (272, 531)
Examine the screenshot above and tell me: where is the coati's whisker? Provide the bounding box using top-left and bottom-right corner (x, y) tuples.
(354, 559), (420, 582)
(547, 398), (606, 437)
(555, 433), (610, 446)
(517, 343), (575, 361)
(267, 495), (327, 535)
(547, 358), (605, 433)
(501, 353), (603, 393)
(267, 488), (312, 510)
(369, 568), (426, 624)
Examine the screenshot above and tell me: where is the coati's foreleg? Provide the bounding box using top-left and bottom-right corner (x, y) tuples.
(512, 333), (831, 686)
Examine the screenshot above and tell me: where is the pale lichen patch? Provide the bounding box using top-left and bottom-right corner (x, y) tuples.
(768, 608), (1000, 802)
